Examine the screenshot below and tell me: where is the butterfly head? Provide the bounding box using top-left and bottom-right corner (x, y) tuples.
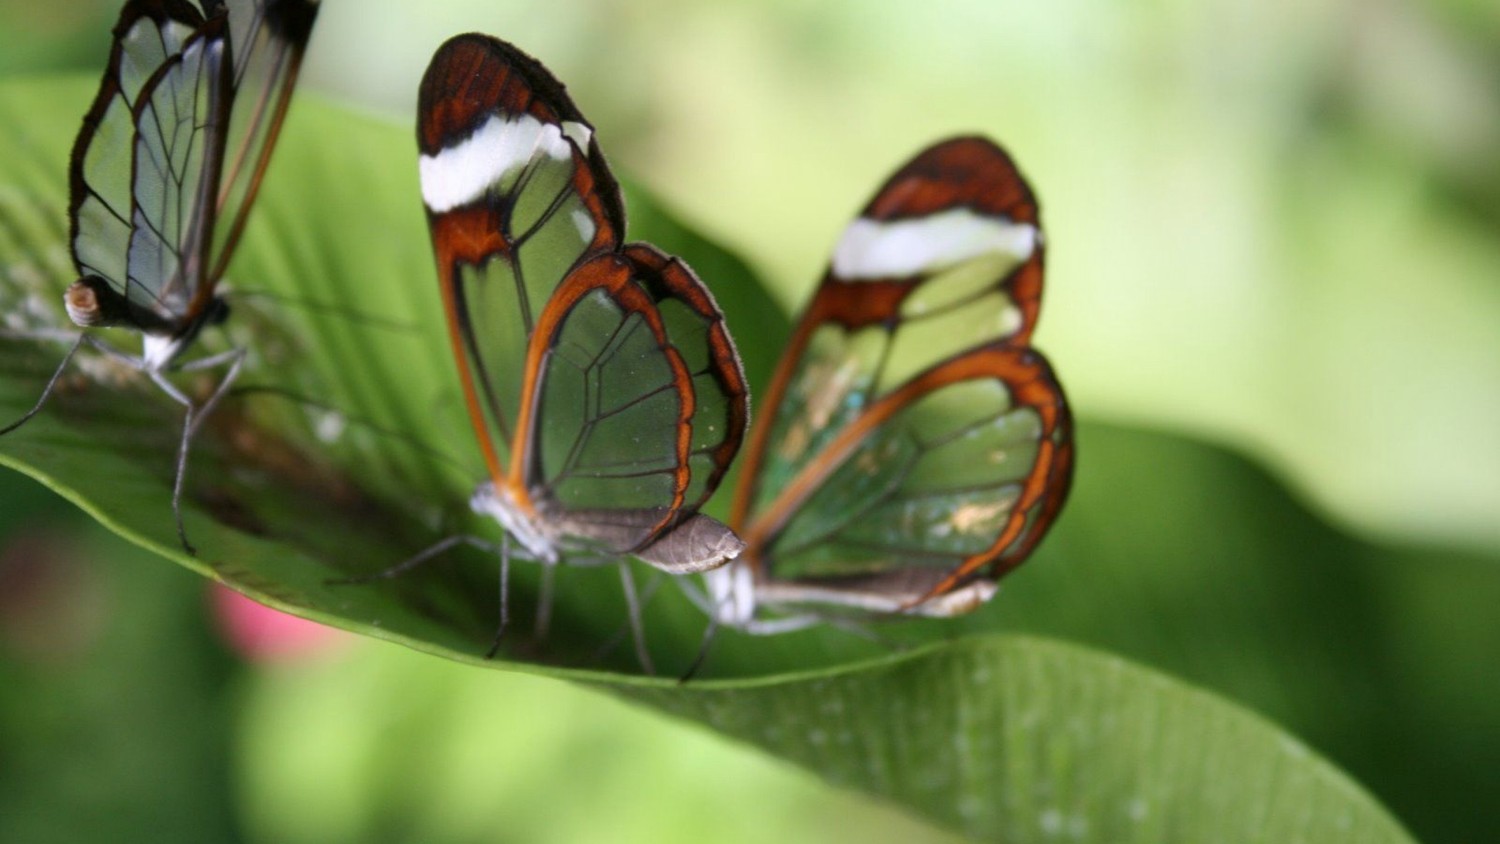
(469, 480), (558, 564)
(64, 276), (134, 329)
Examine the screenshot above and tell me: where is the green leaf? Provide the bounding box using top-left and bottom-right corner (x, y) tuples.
(620, 637), (1410, 843)
(0, 75), (1421, 842)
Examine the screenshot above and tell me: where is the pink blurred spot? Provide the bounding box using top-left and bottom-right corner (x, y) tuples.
(210, 583), (350, 661)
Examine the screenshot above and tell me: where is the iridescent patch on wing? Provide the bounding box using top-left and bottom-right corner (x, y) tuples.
(417, 34), (749, 575)
(720, 137), (1073, 628)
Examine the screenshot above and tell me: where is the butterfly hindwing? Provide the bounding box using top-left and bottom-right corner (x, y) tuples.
(731, 137), (1072, 614)
(524, 245), (747, 563)
(746, 345), (1071, 612)
(209, 0), (322, 279)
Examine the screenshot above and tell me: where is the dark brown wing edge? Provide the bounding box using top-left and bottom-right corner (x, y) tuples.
(503, 247), (747, 546)
(908, 346), (1072, 607)
(739, 343), (1071, 603)
(621, 242), (749, 520)
(416, 32), (625, 240)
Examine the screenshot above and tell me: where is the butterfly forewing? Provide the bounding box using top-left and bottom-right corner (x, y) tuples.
(738, 138), (1045, 523)
(420, 35), (623, 472)
(733, 137), (1071, 613)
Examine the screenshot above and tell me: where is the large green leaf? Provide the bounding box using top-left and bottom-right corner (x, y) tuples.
(0, 76), (1425, 841)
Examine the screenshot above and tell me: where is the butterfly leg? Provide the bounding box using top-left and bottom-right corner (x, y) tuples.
(178, 346), (247, 439)
(81, 333), (146, 368)
(149, 346), (247, 555)
(328, 533), (503, 585)
(678, 615), (721, 684)
(146, 367), (203, 555)
(674, 576), (713, 615)
(0, 326), (91, 344)
(0, 332), (85, 435)
(484, 533), (511, 658)
(742, 614), (826, 636)
(533, 561), (556, 641)
(617, 561), (656, 676)
(674, 572), (756, 681)
(825, 617), (896, 647)
(591, 572), (667, 667)
(677, 573), (747, 626)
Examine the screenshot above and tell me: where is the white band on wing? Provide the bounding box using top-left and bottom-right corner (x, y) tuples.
(831, 208), (1038, 280)
(419, 115), (591, 213)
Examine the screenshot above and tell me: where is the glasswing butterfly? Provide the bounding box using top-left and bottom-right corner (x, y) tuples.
(696, 137), (1074, 638)
(410, 34), (749, 667)
(1, 0), (320, 553)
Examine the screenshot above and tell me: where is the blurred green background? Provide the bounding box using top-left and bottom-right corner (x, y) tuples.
(1, 0), (1497, 841)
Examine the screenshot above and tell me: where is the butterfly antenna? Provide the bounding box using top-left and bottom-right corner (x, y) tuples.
(1, 332), (85, 435)
(485, 532), (512, 659)
(617, 562), (656, 676)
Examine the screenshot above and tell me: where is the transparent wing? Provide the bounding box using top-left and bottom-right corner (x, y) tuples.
(733, 137), (1070, 609)
(522, 246), (746, 555)
(745, 346), (1071, 603)
(420, 34), (624, 477)
(208, 0), (320, 278)
(123, 19), (232, 324)
(69, 0), (208, 324)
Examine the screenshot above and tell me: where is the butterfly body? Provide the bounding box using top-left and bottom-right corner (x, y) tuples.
(469, 480), (556, 563)
(62, 275), (232, 370)
(702, 137), (1074, 634)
